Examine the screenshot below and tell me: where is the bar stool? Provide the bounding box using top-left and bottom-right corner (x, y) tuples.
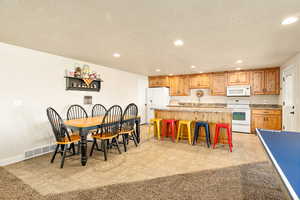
(176, 120), (193, 144)
(213, 123), (233, 152)
(161, 119), (177, 142)
(193, 121), (211, 148)
(148, 118), (162, 140)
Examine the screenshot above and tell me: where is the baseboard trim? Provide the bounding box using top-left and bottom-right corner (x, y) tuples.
(0, 154), (25, 166)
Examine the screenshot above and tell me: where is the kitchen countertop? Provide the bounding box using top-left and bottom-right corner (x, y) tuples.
(167, 103), (282, 110)
(154, 107), (232, 113)
(168, 103), (227, 108)
(250, 104), (282, 110)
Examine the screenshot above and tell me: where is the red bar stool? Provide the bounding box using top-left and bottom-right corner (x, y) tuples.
(161, 119), (177, 142)
(213, 123), (233, 152)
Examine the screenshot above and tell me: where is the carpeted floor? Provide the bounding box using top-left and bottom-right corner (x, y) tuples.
(0, 161), (284, 200)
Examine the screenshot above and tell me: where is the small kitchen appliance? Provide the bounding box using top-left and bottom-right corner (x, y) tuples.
(227, 85), (251, 97)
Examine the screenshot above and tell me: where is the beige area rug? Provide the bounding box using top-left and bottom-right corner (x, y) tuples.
(0, 162), (284, 200)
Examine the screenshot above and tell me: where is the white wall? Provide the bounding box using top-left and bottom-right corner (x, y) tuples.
(281, 53), (300, 131)
(0, 42), (147, 165)
(170, 89), (280, 105)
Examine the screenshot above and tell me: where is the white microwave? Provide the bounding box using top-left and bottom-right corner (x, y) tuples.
(227, 85), (251, 97)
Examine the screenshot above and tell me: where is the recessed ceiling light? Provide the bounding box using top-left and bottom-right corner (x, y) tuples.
(174, 39), (184, 46)
(169, 73), (173, 76)
(190, 65), (196, 69)
(155, 69), (161, 72)
(113, 53), (120, 58)
(236, 60), (243, 64)
(281, 17), (298, 25)
(236, 67), (241, 70)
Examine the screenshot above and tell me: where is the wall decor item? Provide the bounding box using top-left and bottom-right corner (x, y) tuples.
(74, 67), (81, 77)
(196, 90), (204, 102)
(65, 76), (103, 92)
(82, 65), (90, 78)
(84, 96), (92, 105)
(65, 64), (103, 92)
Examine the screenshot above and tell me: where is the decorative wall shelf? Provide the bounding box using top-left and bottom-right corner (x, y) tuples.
(65, 76), (103, 92)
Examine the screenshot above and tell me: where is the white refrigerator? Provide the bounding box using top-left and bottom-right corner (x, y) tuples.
(145, 88), (170, 123)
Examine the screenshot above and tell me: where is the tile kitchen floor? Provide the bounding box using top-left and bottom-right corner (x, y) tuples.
(4, 125), (267, 195)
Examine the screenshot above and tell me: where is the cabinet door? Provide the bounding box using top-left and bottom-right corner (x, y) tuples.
(264, 69), (279, 95)
(169, 76), (190, 96)
(251, 70), (265, 95)
(177, 76), (190, 96)
(148, 77), (158, 87)
(190, 74), (210, 89)
(227, 72), (240, 85)
(238, 71), (250, 85)
(148, 76), (169, 87)
(211, 73), (227, 96)
(264, 115), (282, 130)
(251, 114), (265, 133)
(228, 71), (250, 85)
(169, 77), (179, 96)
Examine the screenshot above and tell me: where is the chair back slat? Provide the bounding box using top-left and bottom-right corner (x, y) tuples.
(67, 104), (88, 120)
(47, 107), (68, 142)
(101, 105), (122, 135)
(92, 104), (107, 117)
(121, 103), (138, 131)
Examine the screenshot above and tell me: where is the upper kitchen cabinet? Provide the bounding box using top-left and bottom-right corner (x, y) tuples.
(148, 76), (169, 88)
(251, 70), (265, 94)
(227, 71), (250, 85)
(189, 73), (210, 89)
(210, 72), (227, 96)
(264, 68), (280, 94)
(169, 75), (190, 96)
(251, 68), (280, 95)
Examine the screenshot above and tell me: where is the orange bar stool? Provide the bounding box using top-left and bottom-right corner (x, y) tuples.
(148, 118), (162, 139)
(176, 120), (193, 144)
(213, 123), (233, 152)
(161, 119), (177, 142)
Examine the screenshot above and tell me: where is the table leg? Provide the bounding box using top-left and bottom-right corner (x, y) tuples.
(80, 128), (88, 166)
(135, 118), (141, 143)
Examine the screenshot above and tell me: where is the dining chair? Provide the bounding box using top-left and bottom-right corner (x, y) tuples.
(91, 104), (107, 150)
(92, 104), (107, 117)
(89, 105), (122, 161)
(119, 103), (138, 152)
(66, 104), (91, 145)
(67, 104), (88, 120)
(47, 107), (80, 168)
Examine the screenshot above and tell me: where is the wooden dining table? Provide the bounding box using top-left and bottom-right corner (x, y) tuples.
(64, 116), (141, 166)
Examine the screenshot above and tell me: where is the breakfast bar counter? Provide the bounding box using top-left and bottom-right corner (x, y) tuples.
(154, 108), (232, 144)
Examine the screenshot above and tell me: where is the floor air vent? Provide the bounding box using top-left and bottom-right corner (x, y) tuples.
(24, 144), (56, 159)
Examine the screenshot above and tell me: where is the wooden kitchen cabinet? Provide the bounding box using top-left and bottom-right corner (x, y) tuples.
(169, 76), (190, 96)
(227, 71), (250, 85)
(210, 72), (227, 96)
(148, 76), (169, 87)
(251, 68), (280, 95)
(264, 69), (280, 94)
(251, 109), (282, 133)
(189, 73), (210, 89)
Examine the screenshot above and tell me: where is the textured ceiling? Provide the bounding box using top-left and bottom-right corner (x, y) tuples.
(0, 0), (299, 75)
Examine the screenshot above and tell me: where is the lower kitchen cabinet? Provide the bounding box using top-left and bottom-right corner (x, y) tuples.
(251, 109), (282, 133)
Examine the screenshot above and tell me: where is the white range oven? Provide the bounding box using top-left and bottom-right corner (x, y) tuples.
(227, 99), (251, 133)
